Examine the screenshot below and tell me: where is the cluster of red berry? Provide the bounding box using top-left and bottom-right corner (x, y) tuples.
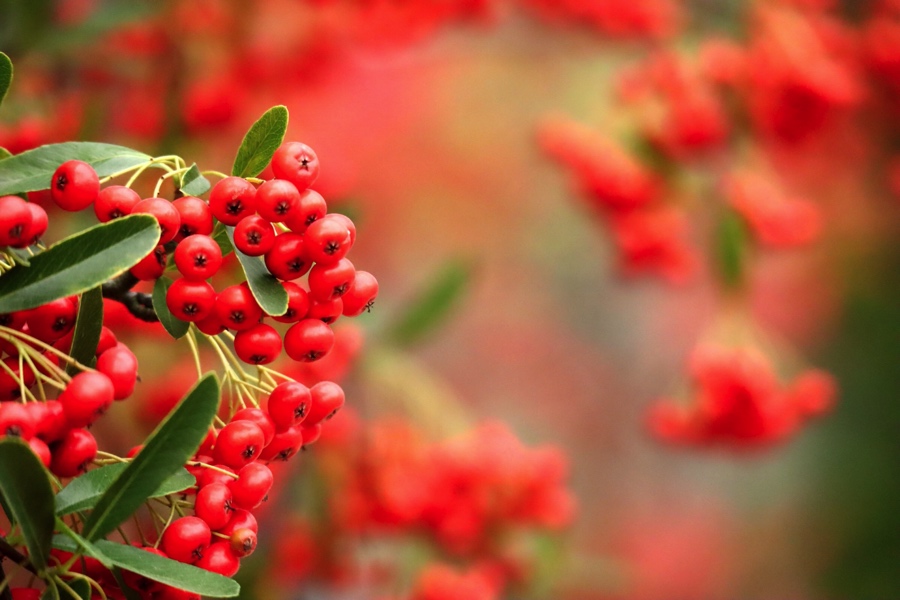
(646, 344), (836, 448)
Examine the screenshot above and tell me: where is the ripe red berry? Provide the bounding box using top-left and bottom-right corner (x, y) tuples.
(194, 541), (240, 577)
(59, 371), (115, 428)
(306, 381), (345, 426)
(232, 215), (275, 257)
(264, 232), (310, 281)
(230, 462), (273, 510)
(209, 177), (256, 226)
(160, 516), (212, 564)
(166, 278), (217, 322)
(284, 189), (327, 233)
(96, 326), (118, 356)
(305, 297), (343, 324)
(215, 284), (263, 331)
(0, 196), (33, 247)
(196, 463), (236, 489)
(26, 296), (78, 343)
(308, 258), (356, 303)
(0, 402), (36, 439)
(256, 179), (301, 223)
(28, 400), (67, 442)
(0, 356), (36, 401)
(172, 196), (214, 240)
(22, 203), (48, 246)
(51, 160), (100, 211)
(174, 234), (223, 280)
(213, 420), (265, 469)
(217, 509), (258, 536)
(284, 319), (335, 362)
(50, 428), (97, 477)
(94, 185), (140, 222)
(304, 215), (352, 266)
(130, 245), (167, 280)
(194, 482), (234, 530)
(272, 281), (310, 323)
(258, 425), (303, 462)
(133, 197), (181, 244)
(195, 311), (228, 336)
(233, 323), (282, 365)
(229, 528), (257, 558)
(231, 408), (276, 446)
(28, 438), (51, 467)
(95, 343), (139, 400)
(266, 381), (312, 431)
(341, 270), (379, 316)
(271, 142), (319, 192)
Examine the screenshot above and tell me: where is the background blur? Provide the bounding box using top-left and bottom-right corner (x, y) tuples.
(2, 0), (899, 598)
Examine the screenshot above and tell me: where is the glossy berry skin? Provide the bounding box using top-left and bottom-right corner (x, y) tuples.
(0, 402), (36, 439)
(22, 203), (48, 246)
(233, 323), (282, 365)
(194, 482), (234, 530)
(271, 142), (319, 192)
(284, 189), (327, 233)
(272, 281), (310, 323)
(0, 196), (32, 247)
(229, 528), (257, 558)
(308, 258), (356, 303)
(258, 425), (303, 462)
(196, 464), (236, 489)
(195, 311), (228, 336)
(130, 245), (167, 280)
(266, 381), (311, 431)
(264, 232), (310, 281)
(218, 509), (258, 536)
(304, 216), (352, 266)
(284, 319), (334, 362)
(28, 438), (51, 467)
(166, 278), (217, 322)
(209, 177), (257, 226)
(59, 371), (115, 428)
(230, 462), (273, 510)
(306, 381), (346, 426)
(341, 270), (379, 316)
(28, 400), (67, 442)
(94, 185), (140, 222)
(96, 343), (139, 400)
(213, 420), (265, 469)
(0, 357), (35, 401)
(160, 516), (211, 564)
(195, 541), (240, 577)
(256, 179), (301, 223)
(51, 160), (100, 211)
(232, 215), (275, 257)
(214, 284), (263, 331)
(50, 428), (97, 477)
(305, 297), (342, 324)
(174, 234), (223, 280)
(26, 296), (78, 343)
(231, 408), (276, 446)
(172, 196), (214, 239)
(133, 197), (181, 244)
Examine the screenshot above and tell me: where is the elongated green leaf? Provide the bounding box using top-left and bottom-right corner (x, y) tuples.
(387, 257), (472, 346)
(0, 147), (11, 160)
(0, 52), (11, 108)
(81, 374), (219, 541)
(52, 524), (112, 568)
(716, 211), (748, 290)
(0, 142), (151, 196)
(152, 277), (189, 339)
(179, 163), (211, 197)
(231, 105), (288, 178)
(66, 287), (103, 375)
(225, 227), (287, 316)
(0, 214), (160, 313)
(53, 537), (238, 598)
(56, 464), (194, 516)
(0, 439), (55, 571)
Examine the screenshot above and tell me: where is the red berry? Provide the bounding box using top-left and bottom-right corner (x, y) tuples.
(0, 196), (33, 247)
(264, 232), (310, 281)
(28, 438), (51, 466)
(50, 428), (97, 477)
(26, 296), (78, 343)
(306, 381), (345, 426)
(284, 189), (327, 233)
(22, 203), (48, 246)
(217, 508), (258, 536)
(233, 323), (282, 365)
(341, 270), (379, 316)
(161, 516), (212, 564)
(304, 215), (352, 266)
(232, 215), (275, 257)
(266, 381), (312, 431)
(284, 319), (334, 362)
(0, 356), (35, 401)
(213, 420), (265, 469)
(229, 528), (257, 558)
(94, 185), (140, 222)
(95, 343), (139, 400)
(130, 245), (167, 280)
(29, 400), (67, 442)
(51, 160), (100, 211)
(231, 408), (276, 446)
(229, 462), (273, 510)
(256, 179), (300, 223)
(0, 402), (36, 439)
(194, 541), (240, 577)
(194, 482), (234, 530)
(305, 296), (343, 324)
(196, 311), (228, 336)
(196, 463), (236, 489)
(272, 281), (310, 323)
(96, 326), (119, 356)
(209, 177), (256, 226)
(174, 234), (223, 281)
(59, 371), (115, 428)
(308, 258), (355, 303)
(166, 278), (217, 322)
(214, 284), (263, 331)
(258, 425), (303, 462)
(133, 197), (181, 244)
(172, 196), (214, 240)
(271, 142), (319, 192)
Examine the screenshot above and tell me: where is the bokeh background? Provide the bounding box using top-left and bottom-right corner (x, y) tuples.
(2, 0), (899, 598)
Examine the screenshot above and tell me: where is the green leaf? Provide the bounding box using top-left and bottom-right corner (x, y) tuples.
(387, 257), (472, 346)
(716, 211), (748, 290)
(0, 147), (11, 160)
(152, 277), (190, 339)
(0, 142), (151, 196)
(0, 439), (55, 572)
(179, 164), (211, 197)
(0, 214), (160, 313)
(52, 523), (112, 568)
(231, 105), (288, 178)
(55, 464), (194, 516)
(0, 52), (11, 108)
(225, 227), (287, 316)
(81, 374), (219, 541)
(56, 575), (91, 600)
(211, 222), (234, 257)
(52, 538), (239, 598)
(66, 287), (103, 376)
